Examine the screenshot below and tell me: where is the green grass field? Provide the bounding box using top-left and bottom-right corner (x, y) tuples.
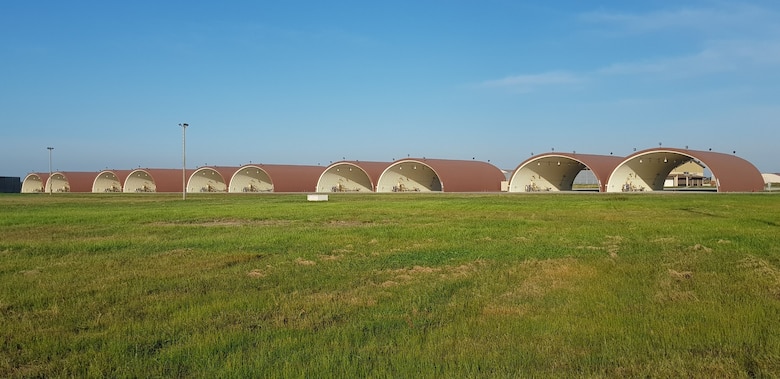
(1, 193), (779, 378)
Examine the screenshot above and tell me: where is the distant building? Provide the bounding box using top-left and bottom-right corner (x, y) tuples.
(763, 173), (780, 191)
(0, 176), (21, 193)
(664, 160), (708, 188)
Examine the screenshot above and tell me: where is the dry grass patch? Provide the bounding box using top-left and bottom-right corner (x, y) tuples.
(577, 235), (625, 258)
(330, 244), (354, 255)
(689, 244), (713, 253)
(738, 255), (780, 298)
(379, 280), (398, 288)
(502, 258), (598, 300)
(373, 260), (487, 287)
(19, 269), (41, 276)
(668, 269), (693, 280)
(654, 268), (699, 303)
(263, 289), (378, 330)
(247, 269), (266, 278)
(295, 257), (317, 266)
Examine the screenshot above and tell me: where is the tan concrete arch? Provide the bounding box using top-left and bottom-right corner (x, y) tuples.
(316, 161), (392, 192)
(509, 153), (624, 192)
(229, 165), (274, 192)
(228, 164), (325, 193)
(606, 148), (764, 192)
(21, 173), (49, 193)
(93, 170), (132, 193)
(376, 158), (504, 193)
(187, 167), (239, 193)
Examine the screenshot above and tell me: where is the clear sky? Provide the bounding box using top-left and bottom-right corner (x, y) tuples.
(2, 0), (778, 178)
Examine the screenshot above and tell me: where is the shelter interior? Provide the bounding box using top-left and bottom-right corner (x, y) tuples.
(317, 164), (373, 192)
(21, 175), (45, 193)
(377, 162), (442, 192)
(189, 169), (228, 193)
(229, 167), (274, 193)
(93, 172), (123, 193)
(124, 171), (156, 193)
(509, 156), (587, 192)
(48, 173), (71, 193)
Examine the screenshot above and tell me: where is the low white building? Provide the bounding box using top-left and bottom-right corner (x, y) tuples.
(763, 173), (780, 191)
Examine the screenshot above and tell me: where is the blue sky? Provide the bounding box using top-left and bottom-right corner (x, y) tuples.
(2, 0), (778, 178)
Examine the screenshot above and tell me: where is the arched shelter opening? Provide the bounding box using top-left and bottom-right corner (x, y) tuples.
(92, 170), (131, 192)
(45, 172), (97, 193)
(47, 173), (70, 193)
(376, 158), (504, 193)
(509, 153), (624, 192)
(21, 173), (49, 193)
(229, 165), (273, 192)
(124, 169), (193, 193)
(316, 161), (391, 192)
(187, 167), (238, 193)
(228, 164), (325, 193)
(606, 148), (764, 192)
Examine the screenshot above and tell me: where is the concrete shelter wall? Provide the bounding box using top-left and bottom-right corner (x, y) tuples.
(22, 173), (48, 193)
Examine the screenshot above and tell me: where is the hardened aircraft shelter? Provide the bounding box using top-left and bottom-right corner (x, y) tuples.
(228, 164), (325, 193)
(21, 173), (49, 193)
(606, 148), (764, 192)
(26, 171), (98, 193)
(93, 170), (133, 192)
(316, 161), (392, 192)
(509, 153), (624, 192)
(124, 168), (194, 193)
(188, 167), (239, 193)
(376, 158), (505, 192)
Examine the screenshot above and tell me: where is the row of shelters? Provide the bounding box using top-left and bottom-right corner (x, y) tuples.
(21, 148), (766, 194)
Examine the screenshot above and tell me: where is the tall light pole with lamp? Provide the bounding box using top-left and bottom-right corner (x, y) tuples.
(46, 146), (54, 194)
(179, 123), (188, 200)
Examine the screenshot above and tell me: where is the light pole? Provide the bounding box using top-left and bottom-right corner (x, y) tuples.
(46, 146), (54, 194)
(179, 123), (188, 200)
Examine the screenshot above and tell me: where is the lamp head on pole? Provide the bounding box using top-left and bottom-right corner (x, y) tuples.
(179, 123), (188, 128)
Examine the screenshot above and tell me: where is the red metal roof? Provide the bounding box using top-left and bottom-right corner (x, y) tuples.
(51, 171), (100, 193)
(383, 158), (505, 192)
(239, 164), (326, 192)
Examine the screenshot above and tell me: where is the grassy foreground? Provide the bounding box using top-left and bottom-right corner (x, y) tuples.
(1, 193), (779, 378)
